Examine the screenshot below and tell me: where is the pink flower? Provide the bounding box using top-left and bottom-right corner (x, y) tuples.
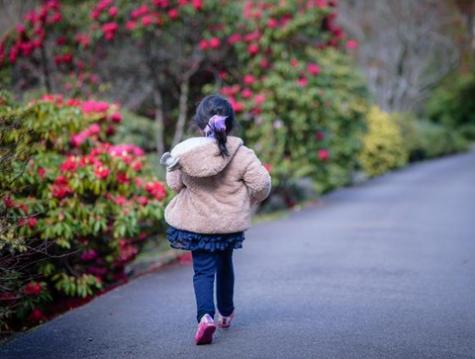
(153, 0), (170, 8)
(229, 99), (245, 112)
(298, 77), (308, 87)
(208, 37), (220, 49)
(75, 34), (91, 47)
(244, 74), (255, 85)
(192, 0), (203, 10)
(168, 9), (178, 19)
(136, 196), (148, 206)
(142, 15), (155, 26)
(346, 39), (358, 49)
(81, 100), (109, 113)
(267, 18), (278, 28)
(110, 112), (122, 123)
(108, 6), (118, 17)
(228, 33), (241, 45)
(16, 24), (26, 34)
(51, 178), (73, 199)
(254, 94), (266, 106)
(131, 5), (149, 19)
(264, 163), (272, 173)
(241, 88), (253, 98)
(199, 39), (208, 50)
(318, 149), (329, 161)
(315, 131), (325, 141)
(247, 43), (259, 56)
(126, 21), (136, 31)
(307, 63), (320, 76)
(101, 22), (119, 41)
(113, 195), (127, 206)
(290, 58), (299, 67)
(244, 31), (260, 42)
(80, 249), (97, 261)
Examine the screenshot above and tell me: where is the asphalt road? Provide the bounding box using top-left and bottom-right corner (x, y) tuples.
(2, 151), (475, 359)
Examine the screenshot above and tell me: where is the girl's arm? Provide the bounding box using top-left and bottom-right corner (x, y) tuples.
(241, 147), (272, 202)
(166, 169), (185, 193)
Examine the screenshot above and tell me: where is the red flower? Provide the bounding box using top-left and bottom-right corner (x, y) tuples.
(153, 0), (170, 8)
(52, 176), (73, 199)
(27, 217), (38, 229)
(264, 163), (272, 173)
(244, 74), (255, 85)
(28, 308), (45, 322)
(117, 172), (129, 184)
(315, 131), (325, 141)
(94, 165), (110, 180)
(145, 181), (167, 201)
(290, 58), (299, 67)
(318, 149), (329, 161)
(60, 156), (78, 173)
(37, 167), (46, 178)
(208, 37), (220, 49)
(3, 196), (16, 208)
(307, 63), (320, 76)
(24, 282), (42, 296)
(167, 9), (178, 19)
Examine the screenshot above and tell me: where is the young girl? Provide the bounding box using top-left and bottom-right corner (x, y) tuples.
(160, 94), (271, 345)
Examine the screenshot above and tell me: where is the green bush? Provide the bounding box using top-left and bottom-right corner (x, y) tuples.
(394, 112), (468, 161)
(359, 106), (408, 177)
(426, 73), (475, 140)
(111, 110), (157, 153)
(0, 94), (167, 334)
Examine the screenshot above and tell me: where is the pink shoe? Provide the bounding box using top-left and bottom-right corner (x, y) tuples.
(217, 311), (234, 329)
(194, 314), (216, 345)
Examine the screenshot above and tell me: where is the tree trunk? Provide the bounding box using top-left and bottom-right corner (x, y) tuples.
(153, 88), (165, 155)
(172, 77), (190, 146)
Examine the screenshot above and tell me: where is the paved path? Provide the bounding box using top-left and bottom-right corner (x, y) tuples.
(2, 151), (475, 359)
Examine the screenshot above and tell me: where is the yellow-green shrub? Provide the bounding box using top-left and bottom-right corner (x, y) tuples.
(359, 106), (408, 177)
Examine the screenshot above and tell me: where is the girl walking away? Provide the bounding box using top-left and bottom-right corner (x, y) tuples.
(160, 95), (271, 345)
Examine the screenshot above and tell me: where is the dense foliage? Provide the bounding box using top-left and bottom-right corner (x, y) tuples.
(359, 106), (407, 177)
(0, 92), (167, 334)
(426, 72), (475, 140)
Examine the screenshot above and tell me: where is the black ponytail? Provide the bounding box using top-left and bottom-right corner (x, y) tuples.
(194, 94), (235, 157)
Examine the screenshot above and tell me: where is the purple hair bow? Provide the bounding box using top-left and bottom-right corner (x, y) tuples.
(204, 115), (227, 138)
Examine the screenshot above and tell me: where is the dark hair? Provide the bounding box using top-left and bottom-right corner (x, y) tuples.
(194, 94), (235, 157)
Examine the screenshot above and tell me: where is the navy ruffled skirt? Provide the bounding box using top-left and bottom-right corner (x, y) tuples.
(166, 226), (245, 252)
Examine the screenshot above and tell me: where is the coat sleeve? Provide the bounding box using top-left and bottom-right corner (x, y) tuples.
(166, 169), (185, 193)
(240, 147), (272, 203)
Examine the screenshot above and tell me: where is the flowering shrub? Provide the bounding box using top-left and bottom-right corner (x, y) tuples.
(0, 92), (167, 334)
(359, 106), (408, 177)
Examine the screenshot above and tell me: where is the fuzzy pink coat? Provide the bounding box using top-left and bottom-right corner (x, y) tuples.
(164, 136), (271, 234)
